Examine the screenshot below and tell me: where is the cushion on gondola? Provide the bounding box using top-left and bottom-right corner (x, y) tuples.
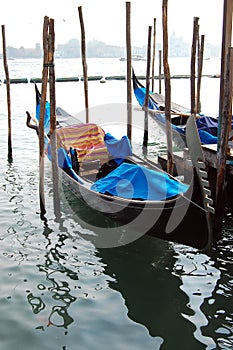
(56, 123), (109, 164)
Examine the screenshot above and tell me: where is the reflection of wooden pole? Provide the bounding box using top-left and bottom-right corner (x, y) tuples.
(126, 1), (132, 142)
(214, 48), (233, 239)
(190, 17), (199, 115)
(143, 26), (152, 150)
(49, 18), (60, 219)
(162, 0), (174, 174)
(78, 6), (89, 123)
(151, 18), (156, 92)
(218, 0), (233, 150)
(39, 16), (50, 219)
(1, 25), (12, 161)
(196, 34), (205, 114)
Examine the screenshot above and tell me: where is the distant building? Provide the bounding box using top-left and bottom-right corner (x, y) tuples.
(56, 39), (80, 58)
(5, 35), (220, 59)
(6, 43), (42, 58)
(87, 40), (124, 58)
(169, 31), (189, 57)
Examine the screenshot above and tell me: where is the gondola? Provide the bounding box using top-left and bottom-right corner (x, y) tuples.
(26, 85), (215, 250)
(132, 69), (221, 146)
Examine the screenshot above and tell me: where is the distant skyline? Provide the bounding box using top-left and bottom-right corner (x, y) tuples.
(0, 0), (227, 50)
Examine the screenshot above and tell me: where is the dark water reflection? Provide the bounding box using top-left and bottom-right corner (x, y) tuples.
(27, 227), (77, 330)
(98, 239), (198, 349)
(97, 231), (233, 349)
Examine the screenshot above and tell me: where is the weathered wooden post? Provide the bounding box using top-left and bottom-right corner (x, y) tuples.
(143, 26), (152, 151)
(151, 18), (156, 92)
(162, 0), (174, 174)
(196, 34), (205, 114)
(48, 18), (61, 219)
(214, 0), (233, 238)
(126, 1), (132, 142)
(214, 48), (233, 238)
(1, 25), (12, 161)
(218, 0), (233, 149)
(78, 6), (89, 123)
(159, 49), (162, 94)
(190, 17), (199, 116)
(38, 16), (50, 218)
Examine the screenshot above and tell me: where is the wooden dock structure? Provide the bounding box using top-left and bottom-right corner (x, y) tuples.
(157, 144), (233, 210)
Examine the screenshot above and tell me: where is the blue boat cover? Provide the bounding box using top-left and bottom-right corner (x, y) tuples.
(198, 130), (217, 144)
(91, 162), (188, 200)
(196, 116), (218, 135)
(104, 133), (133, 164)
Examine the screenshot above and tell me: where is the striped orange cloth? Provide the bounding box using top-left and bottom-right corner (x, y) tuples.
(56, 123), (109, 164)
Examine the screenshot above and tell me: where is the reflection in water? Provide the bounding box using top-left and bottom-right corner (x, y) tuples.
(1, 153), (233, 349)
(27, 225), (77, 330)
(27, 292), (45, 314)
(97, 237), (225, 350)
(98, 237), (198, 349)
(172, 246), (221, 349)
(201, 231), (233, 349)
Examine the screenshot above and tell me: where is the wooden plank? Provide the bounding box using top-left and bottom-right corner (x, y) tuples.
(150, 92), (189, 114)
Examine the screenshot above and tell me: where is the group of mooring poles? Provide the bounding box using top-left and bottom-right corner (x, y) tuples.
(39, 16), (60, 220)
(1, 18), (61, 220)
(140, 0), (176, 175)
(136, 0), (233, 246)
(37, 6), (90, 219)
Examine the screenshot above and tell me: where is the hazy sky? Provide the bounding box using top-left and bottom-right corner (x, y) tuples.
(0, 0), (226, 49)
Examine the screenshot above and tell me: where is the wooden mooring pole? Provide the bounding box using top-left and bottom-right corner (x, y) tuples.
(190, 17), (199, 116)
(151, 18), (156, 92)
(1, 25), (12, 161)
(38, 16), (50, 219)
(126, 1), (132, 142)
(218, 0), (233, 149)
(143, 26), (152, 151)
(214, 47), (233, 238)
(214, 0), (233, 239)
(162, 0), (174, 175)
(78, 6), (89, 123)
(196, 34), (205, 114)
(48, 18), (61, 219)
(159, 50), (162, 94)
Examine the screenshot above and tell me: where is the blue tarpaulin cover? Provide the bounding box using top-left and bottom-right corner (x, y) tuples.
(198, 130), (217, 144)
(196, 115), (218, 136)
(91, 162), (188, 200)
(104, 133), (133, 164)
